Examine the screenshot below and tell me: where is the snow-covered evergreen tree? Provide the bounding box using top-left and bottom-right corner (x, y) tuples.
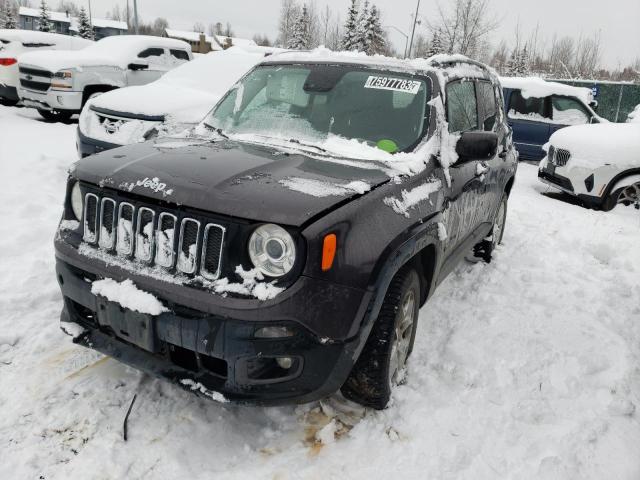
(2, 0), (17, 29)
(355, 0), (369, 52)
(361, 4), (385, 55)
(287, 4), (310, 50)
(425, 28), (445, 58)
(519, 45), (530, 75)
(341, 0), (359, 51)
(506, 48), (519, 76)
(77, 6), (94, 40)
(38, 0), (52, 32)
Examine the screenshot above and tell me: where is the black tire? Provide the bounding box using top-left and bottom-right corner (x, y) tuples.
(341, 266), (420, 410)
(37, 109), (73, 123)
(473, 194), (508, 263)
(0, 97), (19, 107)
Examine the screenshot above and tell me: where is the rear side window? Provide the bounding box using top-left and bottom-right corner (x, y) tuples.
(447, 81), (478, 133)
(170, 49), (190, 61)
(508, 90), (550, 120)
(138, 48), (165, 58)
(477, 81), (497, 131)
(551, 96), (590, 125)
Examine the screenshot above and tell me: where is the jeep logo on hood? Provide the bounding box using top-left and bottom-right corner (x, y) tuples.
(119, 177), (174, 198)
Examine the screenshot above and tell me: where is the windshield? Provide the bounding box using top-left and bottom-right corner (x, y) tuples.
(204, 64), (430, 154)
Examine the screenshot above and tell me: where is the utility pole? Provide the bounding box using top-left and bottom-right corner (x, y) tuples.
(133, 0), (139, 34)
(87, 0), (92, 25)
(408, 0), (421, 58)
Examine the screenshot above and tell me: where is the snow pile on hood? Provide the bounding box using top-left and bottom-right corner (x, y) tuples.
(18, 35), (189, 71)
(500, 76), (593, 105)
(91, 278), (169, 316)
(88, 48), (264, 121)
(627, 104), (640, 123)
(549, 123), (640, 169)
(279, 177), (371, 197)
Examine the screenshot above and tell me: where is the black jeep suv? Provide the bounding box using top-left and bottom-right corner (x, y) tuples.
(54, 53), (518, 409)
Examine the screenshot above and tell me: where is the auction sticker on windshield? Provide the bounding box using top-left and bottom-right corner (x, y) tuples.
(364, 76), (421, 94)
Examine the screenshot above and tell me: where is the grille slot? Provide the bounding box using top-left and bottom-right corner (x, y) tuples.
(20, 79), (50, 92)
(201, 224), (226, 280)
(549, 145), (571, 166)
(116, 202), (135, 255)
(81, 193), (225, 279)
(83, 194), (99, 243)
(19, 66), (53, 78)
(135, 207), (155, 262)
(177, 219), (201, 274)
(98, 198), (116, 250)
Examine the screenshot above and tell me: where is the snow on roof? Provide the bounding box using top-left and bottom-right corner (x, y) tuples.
(500, 76), (593, 105)
(19, 6), (72, 23)
(165, 29), (217, 45)
(88, 18), (128, 30)
(215, 35), (256, 48)
(19, 35), (190, 71)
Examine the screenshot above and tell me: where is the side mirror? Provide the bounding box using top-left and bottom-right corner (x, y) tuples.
(128, 63), (149, 71)
(455, 131), (498, 163)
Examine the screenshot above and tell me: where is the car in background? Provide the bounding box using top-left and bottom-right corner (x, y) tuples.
(501, 77), (605, 161)
(539, 123), (640, 210)
(0, 29), (92, 106)
(77, 46), (275, 157)
(17, 35), (192, 122)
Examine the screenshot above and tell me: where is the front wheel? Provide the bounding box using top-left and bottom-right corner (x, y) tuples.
(37, 109), (73, 123)
(602, 182), (640, 211)
(341, 266), (420, 410)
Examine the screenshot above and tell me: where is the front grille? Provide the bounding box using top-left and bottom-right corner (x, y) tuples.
(83, 193), (226, 280)
(20, 78), (50, 92)
(19, 66), (53, 78)
(549, 145), (571, 166)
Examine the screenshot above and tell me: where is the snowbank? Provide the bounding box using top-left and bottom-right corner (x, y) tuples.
(549, 123), (640, 169)
(500, 76), (593, 105)
(18, 35), (190, 71)
(91, 278), (168, 316)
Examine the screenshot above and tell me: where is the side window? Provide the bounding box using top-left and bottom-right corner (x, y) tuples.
(477, 81), (497, 131)
(170, 49), (190, 61)
(138, 47), (164, 59)
(446, 80), (478, 133)
(508, 90), (550, 121)
(551, 96), (590, 125)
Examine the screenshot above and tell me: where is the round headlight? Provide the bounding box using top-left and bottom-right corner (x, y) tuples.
(248, 224), (296, 278)
(70, 182), (84, 221)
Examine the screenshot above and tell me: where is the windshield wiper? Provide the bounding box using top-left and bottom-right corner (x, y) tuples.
(287, 138), (327, 153)
(202, 122), (229, 140)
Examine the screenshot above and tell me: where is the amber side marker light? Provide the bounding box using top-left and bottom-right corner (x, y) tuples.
(321, 234), (337, 271)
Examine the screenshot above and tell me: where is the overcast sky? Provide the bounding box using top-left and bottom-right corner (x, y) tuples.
(86, 0), (639, 69)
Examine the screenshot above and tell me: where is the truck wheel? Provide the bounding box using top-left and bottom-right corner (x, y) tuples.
(472, 194), (508, 263)
(37, 109), (73, 123)
(602, 182), (640, 211)
(341, 266), (420, 410)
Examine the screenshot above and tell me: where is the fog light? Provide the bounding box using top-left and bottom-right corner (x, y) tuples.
(254, 326), (294, 338)
(276, 357), (293, 369)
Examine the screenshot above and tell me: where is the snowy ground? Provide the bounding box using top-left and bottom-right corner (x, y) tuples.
(0, 104), (638, 479)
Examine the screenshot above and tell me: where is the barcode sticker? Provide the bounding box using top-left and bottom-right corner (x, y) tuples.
(364, 76), (421, 94)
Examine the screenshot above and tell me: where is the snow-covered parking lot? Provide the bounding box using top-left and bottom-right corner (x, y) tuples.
(0, 104), (639, 479)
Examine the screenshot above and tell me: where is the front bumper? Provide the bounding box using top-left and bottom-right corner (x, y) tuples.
(18, 87), (83, 112)
(0, 84), (19, 102)
(55, 233), (370, 405)
(77, 127), (121, 158)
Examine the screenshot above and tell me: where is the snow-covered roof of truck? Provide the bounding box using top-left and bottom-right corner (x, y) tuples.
(18, 35), (191, 71)
(500, 76), (593, 105)
(261, 48), (492, 80)
(0, 29), (92, 48)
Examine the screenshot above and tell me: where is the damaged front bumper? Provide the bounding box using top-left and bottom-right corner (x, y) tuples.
(55, 236), (370, 405)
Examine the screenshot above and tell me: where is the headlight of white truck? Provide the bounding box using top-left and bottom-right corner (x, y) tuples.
(51, 70), (73, 90)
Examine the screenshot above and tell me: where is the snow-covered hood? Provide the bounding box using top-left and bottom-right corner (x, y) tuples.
(549, 123), (640, 169)
(90, 83), (219, 124)
(72, 138), (391, 226)
(18, 49), (117, 72)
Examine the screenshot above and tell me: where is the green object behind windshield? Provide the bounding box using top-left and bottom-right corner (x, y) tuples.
(206, 65), (429, 153)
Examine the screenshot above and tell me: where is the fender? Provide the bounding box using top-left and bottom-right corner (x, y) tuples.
(607, 171), (640, 196)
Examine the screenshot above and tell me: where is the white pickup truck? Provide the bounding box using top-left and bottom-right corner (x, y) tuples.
(17, 35), (192, 121)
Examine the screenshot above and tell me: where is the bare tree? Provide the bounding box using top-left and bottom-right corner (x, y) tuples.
(277, 0), (300, 47)
(193, 21), (205, 33)
(548, 35), (575, 78)
(573, 32), (602, 79)
(429, 0), (499, 58)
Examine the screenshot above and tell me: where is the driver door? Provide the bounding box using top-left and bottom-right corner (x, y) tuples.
(127, 47), (169, 86)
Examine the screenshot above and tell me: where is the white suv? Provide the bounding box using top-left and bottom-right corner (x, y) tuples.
(0, 29), (91, 106)
(17, 35), (192, 121)
(539, 123), (640, 210)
